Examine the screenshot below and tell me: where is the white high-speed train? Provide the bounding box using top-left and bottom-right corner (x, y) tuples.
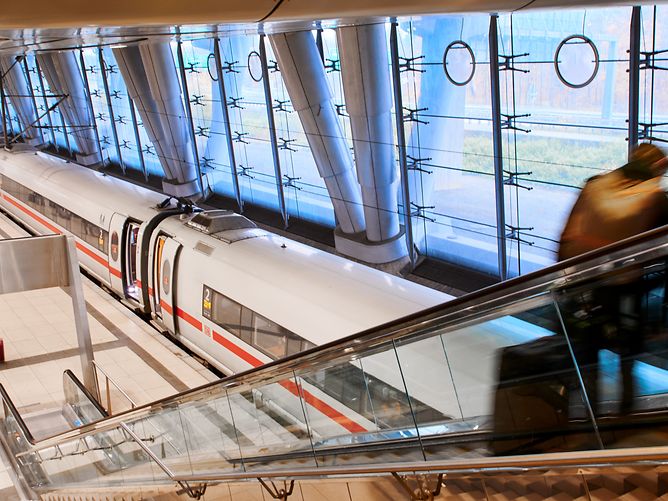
(0, 148), (454, 434)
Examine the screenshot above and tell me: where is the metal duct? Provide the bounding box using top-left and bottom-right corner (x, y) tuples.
(37, 51), (100, 164)
(113, 43), (200, 198)
(337, 24), (399, 242)
(269, 31), (365, 235)
(0, 55), (39, 143)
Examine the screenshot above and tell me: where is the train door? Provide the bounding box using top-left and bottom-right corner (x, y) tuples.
(125, 222), (141, 301)
(152, 234), (181, 334)
(107, 213), (127, 295)
(108, 214), (142, 302)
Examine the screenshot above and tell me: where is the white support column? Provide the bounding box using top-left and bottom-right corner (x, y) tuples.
(269, 31), (365, 235)
(36, 51), (101, 165)
(337, 24), (400, 243)
(141, 42), (199, 197)
(113, 46), (173, 177)
(113, 43), (200, 199)
(0, 56), (40, 145)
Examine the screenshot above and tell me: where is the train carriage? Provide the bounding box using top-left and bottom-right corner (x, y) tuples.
(0, 147), (459, 436)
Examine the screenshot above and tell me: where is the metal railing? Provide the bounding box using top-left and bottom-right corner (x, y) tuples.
(91, 360), (137, 415)
(5, 225), (668, 494)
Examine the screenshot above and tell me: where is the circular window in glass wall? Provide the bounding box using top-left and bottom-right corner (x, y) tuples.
(554, 35), (600, 89)
(248, 50), (263, 82)
(443, 40), (476, 86)
(110, 231), (119, 262)
(207, 53), (218, 81)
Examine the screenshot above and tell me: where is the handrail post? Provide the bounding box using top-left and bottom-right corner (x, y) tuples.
(105, 376), (112, 415)
(65, 237), (98, 400)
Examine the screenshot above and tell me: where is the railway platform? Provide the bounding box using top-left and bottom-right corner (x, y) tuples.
(0, 214), (218, 499)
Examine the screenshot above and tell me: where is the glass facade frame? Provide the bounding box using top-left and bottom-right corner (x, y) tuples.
(18, 6), (666, 281)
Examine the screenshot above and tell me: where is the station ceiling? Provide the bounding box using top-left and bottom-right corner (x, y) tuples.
(0, 0), (652, 52)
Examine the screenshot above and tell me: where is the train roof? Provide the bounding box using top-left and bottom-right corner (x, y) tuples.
(160, 213), (451, 343)
(0, 149), (165, 223)
(0, 148), (451, 342)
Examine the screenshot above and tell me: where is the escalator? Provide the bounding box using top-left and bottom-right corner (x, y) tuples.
(5, 225), (668, 499)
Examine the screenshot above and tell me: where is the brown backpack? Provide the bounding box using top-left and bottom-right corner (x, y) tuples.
(558, 169), (664, 261)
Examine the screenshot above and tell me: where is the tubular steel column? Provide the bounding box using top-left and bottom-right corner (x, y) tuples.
(34, 57), (57, 146)
(79, 49), (103, 165)
(489, 15), (508, 281)
(628, 6), (641, 158)
(176, 39), (205, 198)
(214, 37), (242, 211)
(260, 34), (288, 228)
(23, 58), (45, 144)
(128, 95), (148, 181)
(98, 48), (125, 173)
(390, 21), (416, 270)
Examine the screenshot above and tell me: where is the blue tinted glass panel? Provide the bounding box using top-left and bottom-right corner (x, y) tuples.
(266, 37), (335, 227)
(81, 48), (119, 166)
(179, 38), (236, 199)
(101, 48), (143, 176)
(498, 7), (631, 276)
(399, 15), (499, 275)
(220, 35), (279, 211)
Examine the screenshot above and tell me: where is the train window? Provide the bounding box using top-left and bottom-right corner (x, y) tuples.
(210, 293), (243, 337)
(47, 200), (56, 220)
(71, 215), (83, 241)
(28, 191), (43, 208)
(204, 285), (311, 361)
(162, 259), (171, 295)
(3, 177), (108, 254)
(239, 307), (253, 344)
(110, 232), (119, 261)
(286, 337), (302, 356)
(55, 205), (71, 230)
(253, 314), (288, 359)
(302, 340), (316, 351)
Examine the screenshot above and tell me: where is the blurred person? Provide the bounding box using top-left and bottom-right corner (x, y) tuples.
(558, 143), (668, 414)
(559, 143), (668, 260)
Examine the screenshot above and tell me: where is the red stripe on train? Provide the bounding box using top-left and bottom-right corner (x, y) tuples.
(209, 328), (367, 434)
(160, 299), (173, 315)
(75, 242), (107, 267)
(212, 330), (264, 367)
(3, 192), (111, 271)
(280, 380), (367, 433)
(176, 307), (202, 331)
(2, 193), (61, 234)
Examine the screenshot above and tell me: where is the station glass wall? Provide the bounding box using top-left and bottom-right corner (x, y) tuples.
(25, 5), (668, 280)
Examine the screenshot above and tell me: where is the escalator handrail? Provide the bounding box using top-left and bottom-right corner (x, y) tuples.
(161, 444), (668, 483)
(0, 383), (35, 443)
(16, 223), (668, 452)
(63, 370), (109, 418)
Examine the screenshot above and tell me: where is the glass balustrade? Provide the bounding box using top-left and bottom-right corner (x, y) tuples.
(5, 227), (668, 492)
